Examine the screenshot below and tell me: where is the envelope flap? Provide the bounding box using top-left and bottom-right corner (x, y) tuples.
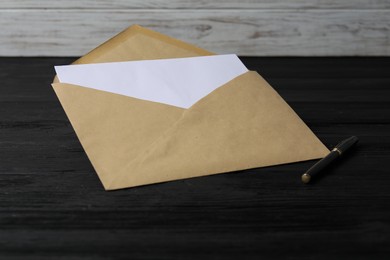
(108, 71), (329, 190)
(73, 25), (213, 65)
(52, 82), (184, 188)
(53, 25), (213, 85)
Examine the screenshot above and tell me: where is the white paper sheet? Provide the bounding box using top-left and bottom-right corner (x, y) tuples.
(55, 54), (248, 109)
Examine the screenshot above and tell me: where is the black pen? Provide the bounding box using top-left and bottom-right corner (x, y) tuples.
(301, 136), (359, 184)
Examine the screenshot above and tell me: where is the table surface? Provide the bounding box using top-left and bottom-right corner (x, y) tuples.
(0, 57), (389, 259)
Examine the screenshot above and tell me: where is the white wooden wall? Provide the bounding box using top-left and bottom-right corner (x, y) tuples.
(1, 1), (389, 56)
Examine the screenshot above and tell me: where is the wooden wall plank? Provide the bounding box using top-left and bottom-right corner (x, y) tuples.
(1, 0), (389, 10)
(0, 9), (389, 56)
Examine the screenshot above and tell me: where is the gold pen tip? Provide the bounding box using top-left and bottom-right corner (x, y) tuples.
(301, 173), (311, 184)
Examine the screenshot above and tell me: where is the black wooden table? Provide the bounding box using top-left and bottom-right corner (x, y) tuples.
(1, 57), (389, 259)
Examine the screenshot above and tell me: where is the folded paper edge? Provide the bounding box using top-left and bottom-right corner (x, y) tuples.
(51, 82), (187, 110)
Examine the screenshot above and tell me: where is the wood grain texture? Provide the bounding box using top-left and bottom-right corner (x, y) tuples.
(0, 57), (389, 259)
(1, 0), (389, 9)
(1, 9), (389, 56)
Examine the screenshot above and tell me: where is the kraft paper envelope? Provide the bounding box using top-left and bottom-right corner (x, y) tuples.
(52, 25), (329, 190)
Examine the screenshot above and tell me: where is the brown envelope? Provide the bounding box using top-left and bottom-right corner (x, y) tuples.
(52, 25), (329, 190)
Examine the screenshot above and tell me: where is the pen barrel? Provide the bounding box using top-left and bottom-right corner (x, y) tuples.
(305, 151), (340, 178)
(336, 136), (359, 154)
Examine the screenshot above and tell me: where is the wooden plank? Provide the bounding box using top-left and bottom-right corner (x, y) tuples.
(0, 9), (389, 56)
(1, 0), (389, 9)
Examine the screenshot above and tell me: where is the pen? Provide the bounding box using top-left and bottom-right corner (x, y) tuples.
(301, 136), (359, 184)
